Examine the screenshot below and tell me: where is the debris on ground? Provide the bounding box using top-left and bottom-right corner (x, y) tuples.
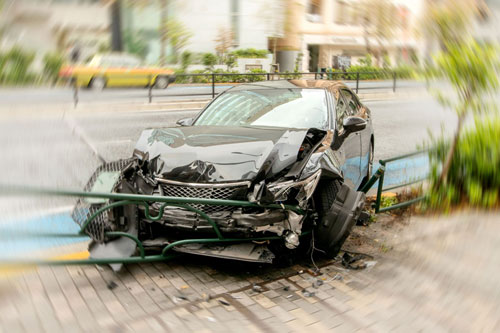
(301, 289), (315, 297)
(173, 295), (188, 303)
(312, 279), (324, 289)
(307, 268), (321, 276)
(106, 281), (118, 290)
(218, 299), (231, 306)
(283, 286), (290, 291)
(201, 293), (211, 302)
(341, 252), (375, 270)
(252, 284), (264, 293)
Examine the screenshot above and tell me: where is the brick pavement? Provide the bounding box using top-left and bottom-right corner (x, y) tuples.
(1, 212), (499, 332)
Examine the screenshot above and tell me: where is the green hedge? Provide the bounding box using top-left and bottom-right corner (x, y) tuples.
(427, 116), (500, 210)
(0, 47), (36, 85)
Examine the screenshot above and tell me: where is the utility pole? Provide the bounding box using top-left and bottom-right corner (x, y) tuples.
(110, 0), (123, 51)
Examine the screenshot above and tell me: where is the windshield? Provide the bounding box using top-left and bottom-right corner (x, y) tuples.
(194, 88), (329, 129)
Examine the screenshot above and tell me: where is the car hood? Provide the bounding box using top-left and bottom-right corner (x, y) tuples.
(133, 125), (311, 183)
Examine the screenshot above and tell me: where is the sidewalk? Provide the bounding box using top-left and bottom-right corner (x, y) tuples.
(1, 211), (498, 332)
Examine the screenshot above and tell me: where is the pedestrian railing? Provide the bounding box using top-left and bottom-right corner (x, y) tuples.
(360, 150), (428, 213)
(71, 70), (399, 107)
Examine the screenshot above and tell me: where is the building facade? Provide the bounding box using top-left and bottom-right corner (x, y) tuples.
(0, 0), (110, 69)
(122, 0), (284, 65)
(277, 0), (423, 72)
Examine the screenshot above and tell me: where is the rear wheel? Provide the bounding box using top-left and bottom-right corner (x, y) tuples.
(313, 179), (364, 258)
(89, 76), (106, 90)
(154, 75), (170, 89)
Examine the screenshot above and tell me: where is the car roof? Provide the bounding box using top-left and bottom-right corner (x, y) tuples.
(226, 79), (348, 92)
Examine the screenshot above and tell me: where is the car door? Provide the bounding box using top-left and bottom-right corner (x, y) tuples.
(339, 89), (363, 187)
(328, 88), (360, 188)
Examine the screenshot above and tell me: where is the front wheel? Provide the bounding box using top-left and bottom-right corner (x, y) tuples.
(313, 180), (365, 258)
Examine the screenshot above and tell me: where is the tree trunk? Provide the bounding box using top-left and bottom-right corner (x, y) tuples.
(159, 0), (168, 66)
(437, 111), (466, 187)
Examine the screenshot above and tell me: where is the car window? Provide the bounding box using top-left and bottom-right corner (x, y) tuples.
(333, 89), (347, 130)
(340, 89), (361, 116)
(194, 88), (329, 130)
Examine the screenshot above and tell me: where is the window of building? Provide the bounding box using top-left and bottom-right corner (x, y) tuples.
(335, 0), (347, 25)
(306, 0), (322, 22)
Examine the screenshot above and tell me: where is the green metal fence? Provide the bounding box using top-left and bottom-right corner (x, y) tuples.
(0, 185), (305, 266)
(360, 150), (427, 213)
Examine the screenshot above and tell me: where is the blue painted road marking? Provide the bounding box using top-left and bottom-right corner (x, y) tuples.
(0, 212), (89, 257)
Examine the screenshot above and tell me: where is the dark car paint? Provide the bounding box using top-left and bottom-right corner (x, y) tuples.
(133, 79), (373, 192)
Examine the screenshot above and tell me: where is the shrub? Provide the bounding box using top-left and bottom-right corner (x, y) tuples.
(0, 46), (35, 85)
(427, 116), (500, 210)
(190, 69), (211, 83)
(43, 52), (64, 85)
(202, 53), (217, 69)
(231, 48), (269, 58)
(244, 68), (266, 82)
(393, 64), (415, 79)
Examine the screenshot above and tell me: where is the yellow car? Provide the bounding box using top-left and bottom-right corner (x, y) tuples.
(59, 53), (175, 89)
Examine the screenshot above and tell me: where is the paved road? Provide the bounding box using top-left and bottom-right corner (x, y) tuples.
(0, 80), (423, 106)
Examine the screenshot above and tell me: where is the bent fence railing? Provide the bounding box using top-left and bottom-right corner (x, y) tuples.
(0, 150), (428, 266)
(0, 185), (305, 266)
(360, 150), (428, 213)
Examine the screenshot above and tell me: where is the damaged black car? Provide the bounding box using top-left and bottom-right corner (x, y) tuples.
(72, 80), (374, 269)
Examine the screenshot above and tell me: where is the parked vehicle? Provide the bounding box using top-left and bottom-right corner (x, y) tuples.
(73, 80), (374, 270)
(59, 53), (175, 89)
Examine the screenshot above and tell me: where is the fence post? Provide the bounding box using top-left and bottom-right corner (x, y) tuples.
(355, 72), (360, 94)
(73, 78), (78, 108)
(314, 72), (317, 80)
(211, 73), (215, 98)
(148, 74), (153, 103)
(392, 71), (396, 92)
(267, 73), (270, 81)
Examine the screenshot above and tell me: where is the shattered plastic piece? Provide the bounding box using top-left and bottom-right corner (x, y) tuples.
(364, 260), (377, 268)
(219, 299), (231, 306)
(301, 289), (315, 297)
(252, 284), (264, 293)
(333, 273), (343, 281)
(107, 281), (118, 290)
(312, 279), (324, 289)
(206, 317), (217, 322)
(341, 252), (374, 270)
(173, 295), (188, 303)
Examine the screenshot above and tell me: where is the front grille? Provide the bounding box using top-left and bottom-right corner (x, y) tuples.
(159, 181), (249, 214)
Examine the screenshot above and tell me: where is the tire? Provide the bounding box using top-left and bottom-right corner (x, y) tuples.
(154, 75), (170, 89)
(89, 76), (106, 90)
(313, 180), (364, 258)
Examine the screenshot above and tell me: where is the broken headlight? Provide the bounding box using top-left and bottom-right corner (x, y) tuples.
(267, 170), (321, 202)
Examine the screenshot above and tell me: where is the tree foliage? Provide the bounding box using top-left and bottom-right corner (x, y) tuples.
(163, 18), (193, 63)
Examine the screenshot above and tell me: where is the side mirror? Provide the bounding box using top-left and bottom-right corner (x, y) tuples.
(343, 116), (367, 134)
(176, 117), (193, 126)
